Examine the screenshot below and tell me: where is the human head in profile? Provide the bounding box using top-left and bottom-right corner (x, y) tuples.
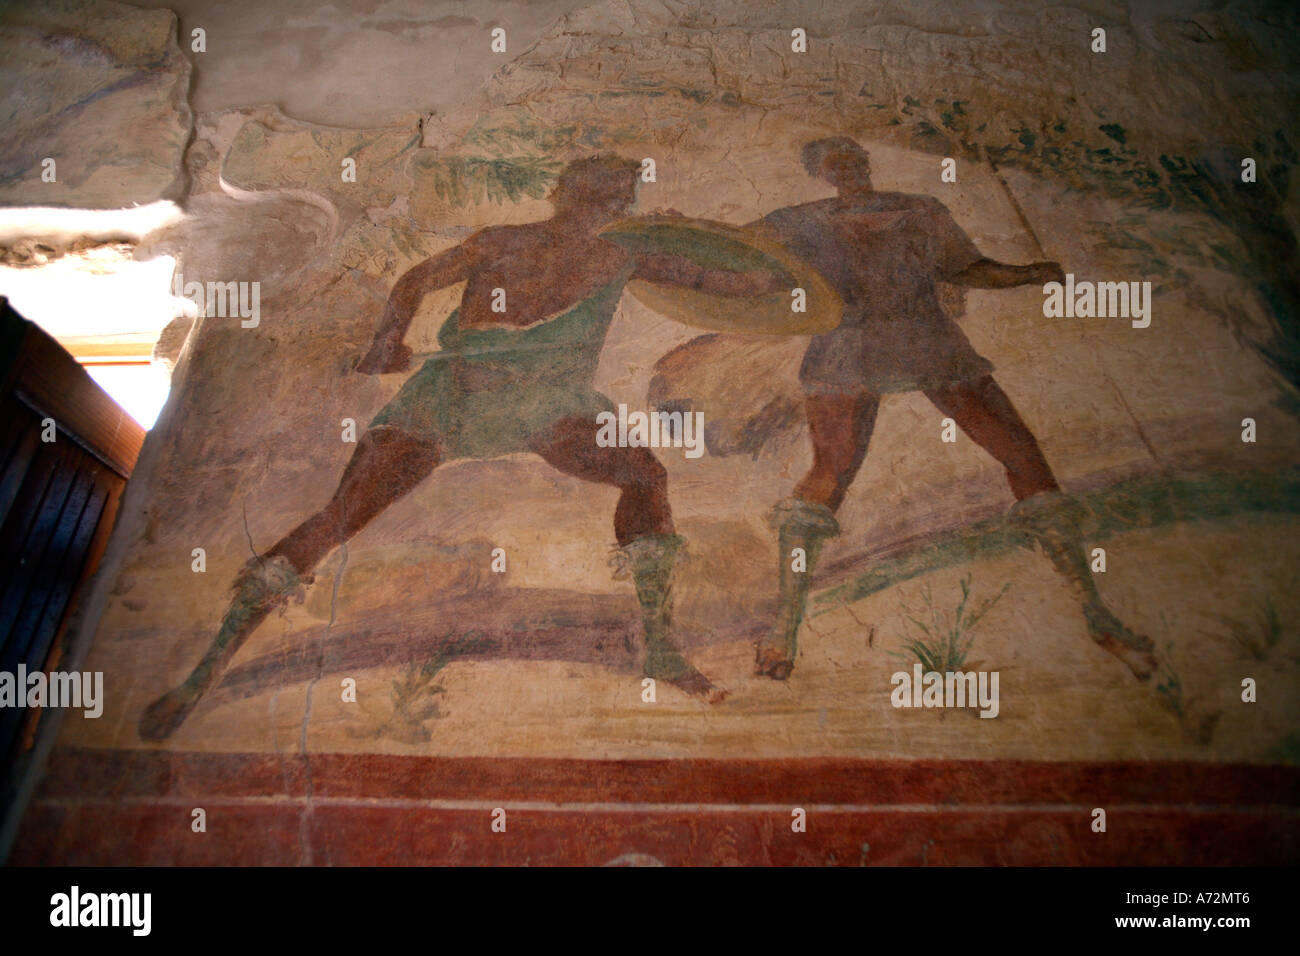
(750, 136), (1158, 683)
(139, 154), (795, 740)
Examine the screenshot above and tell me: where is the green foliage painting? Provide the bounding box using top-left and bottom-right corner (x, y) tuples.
(424, 156), (561, 206)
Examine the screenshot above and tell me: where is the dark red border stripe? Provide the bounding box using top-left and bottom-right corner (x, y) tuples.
(13, 801), (305, 866)
(11, 803), (1298, 866)
(305, 806), (1300, 867)
(31, 748), (1300, 806)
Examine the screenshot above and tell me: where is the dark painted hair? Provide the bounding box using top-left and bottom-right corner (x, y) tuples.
(556, 154), (640, 202)
(801, 137), (870, 174)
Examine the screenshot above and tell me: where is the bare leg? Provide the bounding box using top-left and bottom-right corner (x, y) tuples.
(528, 416), (724, 700)
(266, 426), (443, 573)
(526, 416), (673, 545)
(139, 426), (441, 740)
(793, 391), (881, 511)
(758, 391), (878, 678)
(925, 375), (1159, 679)
(922, 375), (1057, 500)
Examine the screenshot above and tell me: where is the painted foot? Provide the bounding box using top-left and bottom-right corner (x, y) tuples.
(664, 668), (729, 703)
(138, 687), (198, 741)
(645, 646), (727, 702)
(754, 644), (794, 680)
(1085, 605), (1159, 681)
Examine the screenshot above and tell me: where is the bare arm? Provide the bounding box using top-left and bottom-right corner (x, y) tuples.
(357, 245), (472, 373)
(632, 250), (793, 298)
(951, 258), (1064, 289)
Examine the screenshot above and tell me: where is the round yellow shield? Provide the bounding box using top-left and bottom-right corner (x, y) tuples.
(599, 215), (842, 335)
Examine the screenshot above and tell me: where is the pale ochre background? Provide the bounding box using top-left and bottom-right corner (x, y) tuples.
(5, 0), (1293, 763)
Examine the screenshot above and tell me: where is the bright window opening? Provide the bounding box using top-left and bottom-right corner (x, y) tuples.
(0, 202), (186, 430)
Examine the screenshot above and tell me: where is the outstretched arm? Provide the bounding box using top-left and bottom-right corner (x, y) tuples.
(357, 245), (471, 373)
(951, 258), (1064, 289)
(632, 250), (793, 298)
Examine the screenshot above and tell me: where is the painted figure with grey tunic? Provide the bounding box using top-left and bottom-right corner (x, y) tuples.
(753, 138), (1160, 682)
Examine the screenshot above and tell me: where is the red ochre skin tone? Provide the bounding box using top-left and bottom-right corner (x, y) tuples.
(137, 157), (787, 740)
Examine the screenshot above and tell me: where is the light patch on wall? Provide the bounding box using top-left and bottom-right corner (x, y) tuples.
(0, 251), (182, 429)
(82, 363), (172, 429)
(0, 252), (180, 342)
(0, 201), (183, 248)
(0, 203), (188, 430)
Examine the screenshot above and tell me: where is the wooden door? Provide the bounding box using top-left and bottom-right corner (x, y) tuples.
(0, 296), (144, 804)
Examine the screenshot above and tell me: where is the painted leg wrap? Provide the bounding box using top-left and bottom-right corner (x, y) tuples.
(613, 535), (723, 700)
(1011, 491), (1157, 677)
(757, 498), (840, 678)
(194, 555), (313, 688)
(139, 555), (312, 740)
(1010, 491), (1099, 603)
(1007, 489), (1088, 541)
(617, 533), (687, 677)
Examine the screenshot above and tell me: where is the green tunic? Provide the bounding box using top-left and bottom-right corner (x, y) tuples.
(369, 266), (632, 460)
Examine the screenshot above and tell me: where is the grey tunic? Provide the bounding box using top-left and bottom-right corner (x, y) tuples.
(762, 192), (992, 393)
